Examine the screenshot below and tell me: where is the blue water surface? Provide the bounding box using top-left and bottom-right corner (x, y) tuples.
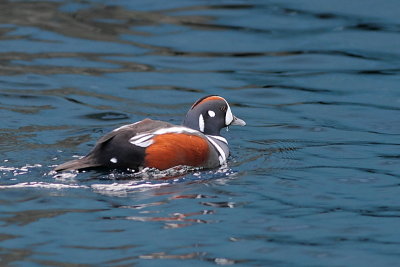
(0, 0), (400, 266)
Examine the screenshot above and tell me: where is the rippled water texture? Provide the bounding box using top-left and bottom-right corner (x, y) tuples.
(1, 0), (400, 265)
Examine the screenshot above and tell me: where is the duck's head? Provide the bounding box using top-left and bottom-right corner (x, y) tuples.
(183, 95), (246, 136)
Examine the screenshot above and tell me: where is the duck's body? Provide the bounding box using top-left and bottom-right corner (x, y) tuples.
(54, 95), (245, 172)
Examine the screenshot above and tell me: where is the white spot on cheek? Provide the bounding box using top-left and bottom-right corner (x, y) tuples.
(208, 110), (215, 117)
(199, 114), (205, 132)
(110, 157), (118, 163)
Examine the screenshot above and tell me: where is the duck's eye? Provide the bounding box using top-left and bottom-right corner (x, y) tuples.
(220, 106), (227, 112)
(208, 110), (216, 117)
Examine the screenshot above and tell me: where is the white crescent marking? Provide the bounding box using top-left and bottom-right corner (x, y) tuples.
(225, 103), (234, 125)
(199, 114), (205, 132)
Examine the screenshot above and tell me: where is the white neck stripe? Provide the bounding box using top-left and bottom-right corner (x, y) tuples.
(206, 135), (228, 144)
(206, 136), (226, 165)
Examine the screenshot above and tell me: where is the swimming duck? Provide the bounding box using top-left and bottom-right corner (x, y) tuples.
(54, 95), (245, 172)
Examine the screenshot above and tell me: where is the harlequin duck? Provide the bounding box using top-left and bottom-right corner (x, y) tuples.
(54, 95), (245, 172)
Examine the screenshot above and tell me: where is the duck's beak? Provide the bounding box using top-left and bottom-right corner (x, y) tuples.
(230, 115), (246, 126)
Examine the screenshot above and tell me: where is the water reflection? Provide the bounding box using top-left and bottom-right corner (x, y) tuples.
(0, 1), (217, 76)
(1, 208), (105, 226)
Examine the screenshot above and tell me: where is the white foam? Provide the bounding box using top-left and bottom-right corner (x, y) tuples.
(91, 182), (168, 191)
(0, 164), (221, 195)
(91, 182), (169, 197)
(0, 166), (15, 172)
(1, 164), (45, 177)
(0, 182), (87, 189)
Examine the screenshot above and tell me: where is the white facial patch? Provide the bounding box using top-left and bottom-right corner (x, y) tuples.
(225, 103), (234, 126)
(199, 114), (205, 132)
(110, 157), (118, 163)
(208, 110), (216, 117)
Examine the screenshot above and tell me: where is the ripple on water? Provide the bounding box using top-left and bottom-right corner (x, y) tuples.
(0, 163), (238, 195)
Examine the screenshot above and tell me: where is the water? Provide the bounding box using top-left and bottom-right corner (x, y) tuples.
(1, 0), (400, 265)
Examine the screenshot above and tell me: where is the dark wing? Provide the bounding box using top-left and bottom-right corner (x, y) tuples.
(54, 119), (174, 172)
(96, 118), (172, 145)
